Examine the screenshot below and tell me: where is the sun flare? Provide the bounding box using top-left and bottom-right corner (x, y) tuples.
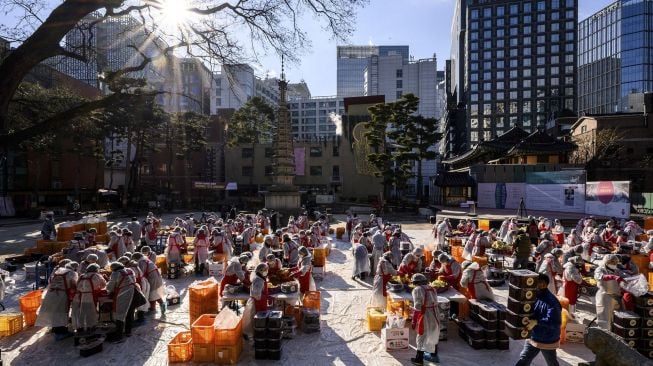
(156, 0), (192, 30)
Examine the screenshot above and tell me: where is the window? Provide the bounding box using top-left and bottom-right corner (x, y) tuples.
(470, 131), (479, 142)
(484, 104), (492, 114)
(332, 145), (339, 156)
(484, 7), (491, 17)
(264, 166), (274, 176)
(396, 91), (403, 99)
(309, 166), (322, 176)
(471, 9), (479, 19)
(523, 101), (532, 112)
(332, 165), (340, 178)
(483, 118), (492, 129)
(471, 21), (479, 30)
(396, 80), (403, 89)
(242, 166), (253, 177)
(265, 148), (274, 158)
(497, 5), (505, 16)
(396, 69), (403, 78)
(471, 118), (479, 128)
(510, 102), (518, 113)
(310, 147), (322, 157)
(241, 148), (253, 158)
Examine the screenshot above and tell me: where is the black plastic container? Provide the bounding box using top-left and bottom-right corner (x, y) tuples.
(507, 296), (535, 314)
(508, 283), (537, 301)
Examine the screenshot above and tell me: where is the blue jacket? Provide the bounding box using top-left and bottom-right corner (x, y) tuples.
(530, 288), (562, 344)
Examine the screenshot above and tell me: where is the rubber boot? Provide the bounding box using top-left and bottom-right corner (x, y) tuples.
(428, 345), (440, 363)
(411, 350), (424, 365)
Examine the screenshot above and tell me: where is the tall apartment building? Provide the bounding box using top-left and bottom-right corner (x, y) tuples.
(578, 0), (653, 114)
(288, 97), (345, 139)
(214, 63), (285, 111)
(446, 0), (578, 153)
(364, 55), (442, 119)
(336, 45), (409, 97)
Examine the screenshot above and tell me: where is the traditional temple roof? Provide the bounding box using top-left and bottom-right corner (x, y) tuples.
(505, 129), (577, 157)
(442, 126), (576, 168)
(441, 126), (529, 166)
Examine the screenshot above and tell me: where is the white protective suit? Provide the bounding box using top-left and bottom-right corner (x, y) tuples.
(352, 242), (371, 277)
(258, 244), (272, 264)
(138, 257), (165, 302)
(242, 272), (268, 337)
(594, 262), (622, 330)
(435, 221), (450, 251)
(36, 267), (78, 328)
(370, 231), (386, 276)
(107, 234), (126, 260)
(193, 236), (210, 264)
(106, 268), (135, 322)
(539, 254), (563, 295)
(127, 221), (142, 243)
(389, 237), (402, 267)
(283, 239), (299, 267)
(462, 232), (478, 261)
(130, 264), (150, 312)
(166, 232), (184, 264)
(369, 258), (397, 308)
(460, 263), (494, 301)
(71, 272), (106, 330)
(122, 236), (136, 255)
(412, 284), (441, 352)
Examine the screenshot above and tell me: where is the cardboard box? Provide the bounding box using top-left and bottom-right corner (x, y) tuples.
(208, 261), (224, 278)
(565, 321), (586, 343)
(382, 327), (409, 350)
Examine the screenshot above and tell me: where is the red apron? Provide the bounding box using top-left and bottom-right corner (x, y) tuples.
(554, 233), (565, 245)
(295, 261), (311, 293)
(379, 263), (392, 297)
(415, 286), (439, 335)
(254, 279), (269, 312)
(467, 270), (489, 300)
(77, 275), (101, 308)
(51, 272), (75, 305)
(220, 273), (239, 296)
(112, 271), (134, 311)
(398, 262), (416, 276)
(547, 261), (559, 294)
(563, 279), (579, 305)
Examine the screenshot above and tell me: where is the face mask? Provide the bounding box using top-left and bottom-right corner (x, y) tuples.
(261, 271), (268, 277)
(607, 264), (618, 270)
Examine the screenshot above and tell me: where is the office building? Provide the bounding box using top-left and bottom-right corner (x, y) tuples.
(289, 96), (344, 139)
(578, 0), (653, 114)
(445, 0), (578, 153)
(336, 45), (409, 97)
(364, 55), (441, 119)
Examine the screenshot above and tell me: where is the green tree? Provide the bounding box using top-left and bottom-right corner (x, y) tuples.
(387, 94), (441, 202)
(227, 97), (275, 146)
(364, 102), (393, 200)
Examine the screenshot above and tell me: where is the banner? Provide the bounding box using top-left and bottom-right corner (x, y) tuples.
(294, 147), (305, 176)
(525, 184), (586, 213)
(526, 170), (586, 184)
(585, 181), (630, 219)
(477, 183), (525, 209)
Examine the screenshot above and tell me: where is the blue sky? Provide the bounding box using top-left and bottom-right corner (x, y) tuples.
(1, 0), (617, 96)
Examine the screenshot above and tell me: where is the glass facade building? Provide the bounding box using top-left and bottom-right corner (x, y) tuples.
(578, 0), (653, 114)
(448, 0), (577, 146)
(336, 45), (409, 97)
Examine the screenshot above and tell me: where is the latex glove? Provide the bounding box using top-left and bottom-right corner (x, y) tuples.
(525, 319), (538, 331)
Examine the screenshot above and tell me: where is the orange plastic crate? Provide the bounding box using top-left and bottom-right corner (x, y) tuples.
(312, 256), (326, 267)
(189, 279), (219, 303)
(303, 291), (321, 311)
(285, 305), (303, 326)
(0, 314), (23, 337)
(214, 308), (242, 346)
(451, 246), (464, 263)
(192, 314), (217, 344)
(183, 254), (194, 264)
(192, 343), (215, 363)
(19, 290), (44, 312)
(168, 331), (193, 363)
(313, 247), (327, 259)
(214, 338), (243, 364)
(23, 310), (37, 327)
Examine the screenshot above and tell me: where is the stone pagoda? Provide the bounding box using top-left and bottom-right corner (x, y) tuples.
(264, 61), (301, 211)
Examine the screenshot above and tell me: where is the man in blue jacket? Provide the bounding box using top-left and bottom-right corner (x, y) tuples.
(515, 273), (562, 366)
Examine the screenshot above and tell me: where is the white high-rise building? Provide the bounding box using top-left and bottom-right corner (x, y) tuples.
(288, 96), (344, 139)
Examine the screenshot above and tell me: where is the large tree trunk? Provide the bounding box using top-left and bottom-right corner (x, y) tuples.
(0, 0), (105, 133)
